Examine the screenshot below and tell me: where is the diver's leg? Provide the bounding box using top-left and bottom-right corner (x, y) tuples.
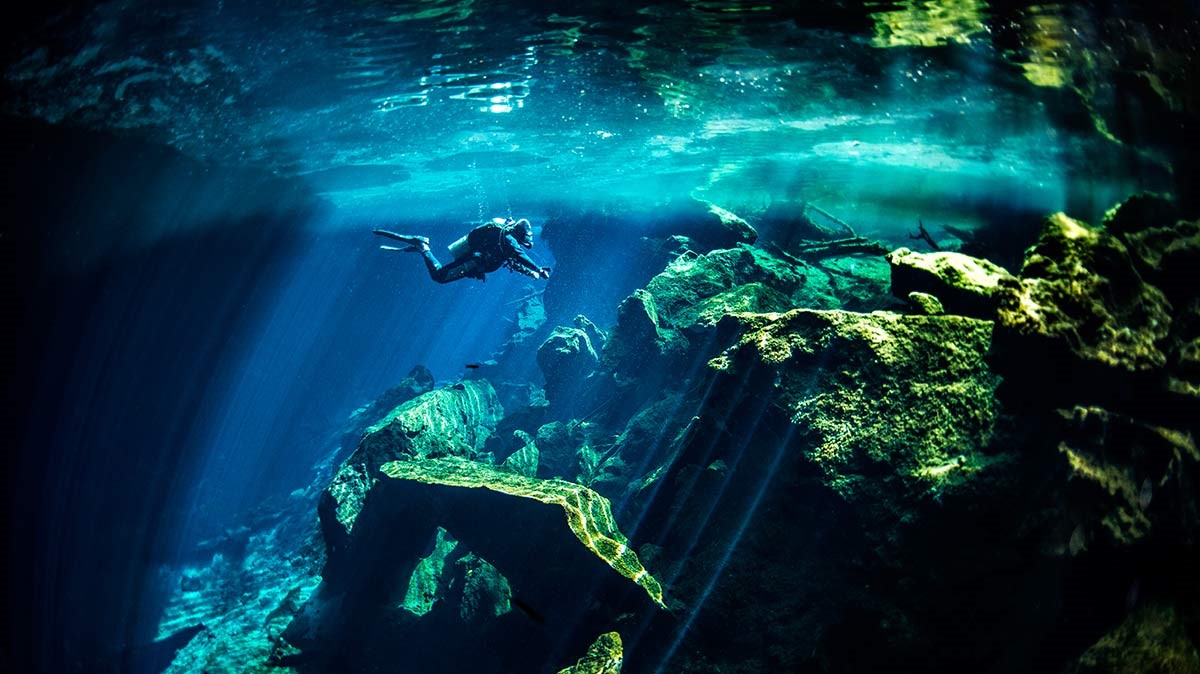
(374, 230), (430, 249)
(423, 251), (480, 283)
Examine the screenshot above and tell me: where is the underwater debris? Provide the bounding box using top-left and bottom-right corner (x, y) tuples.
(909, 219), (940, 250)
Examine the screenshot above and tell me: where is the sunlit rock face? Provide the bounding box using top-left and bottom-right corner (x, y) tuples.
(887, 246), (1015, 319)
(991, 202), (1191, 414)
(319, 379), (503, 549)
(620, 307), (1018, 672)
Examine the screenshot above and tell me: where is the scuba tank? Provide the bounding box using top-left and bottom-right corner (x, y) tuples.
(447, 234), (472, 261)
(452, 218), (509, 264)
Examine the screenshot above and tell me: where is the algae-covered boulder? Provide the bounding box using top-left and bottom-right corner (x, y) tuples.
(499, 429), (539, 477)
(1051, 405), (1200, 549)
(320, 380), (502, 547)
(603, 288), (688, 377)
(339, 365), (435, 454)
(379, 458), (664, 608)
(1103, 195), (1200, 308)
(619, 307), (1011, 672)
(907, 291), (944, 315)
(297, 455), (661, 672)
(557, 631), (624, 674)
(1070, 602), (1200, 674)
(711, 309), (1000, 492)
(538, 316), (604, 404)
(992, 212), (1173, 408)
(603, 245), (841, 378)
(887, 247), (1014, 319)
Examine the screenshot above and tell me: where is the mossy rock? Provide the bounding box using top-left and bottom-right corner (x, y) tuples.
(992, 212), (1174, 409)
(603, 244), (841, 377)
(380, 458), (665, 608)
(320, 380), (503, 545)
(887, 247), (1014, 319)
(710, 309), (999, 490)
(557, 631), (624, 674)
(538, 317), (603, 404)
(1071, 601), (1200, 674)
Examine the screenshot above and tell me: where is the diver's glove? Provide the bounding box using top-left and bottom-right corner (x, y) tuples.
(539, 267), (552, 279)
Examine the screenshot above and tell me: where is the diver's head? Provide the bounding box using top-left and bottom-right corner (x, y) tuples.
(509, 218), (533, 248)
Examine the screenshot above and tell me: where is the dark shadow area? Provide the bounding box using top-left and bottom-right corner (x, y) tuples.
(1, 115), (320, 673)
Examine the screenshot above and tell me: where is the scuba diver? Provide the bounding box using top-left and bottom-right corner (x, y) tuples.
(374, 217), (552, 284)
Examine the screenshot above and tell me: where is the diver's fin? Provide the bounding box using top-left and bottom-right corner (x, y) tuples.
(374, 230), (429, 247)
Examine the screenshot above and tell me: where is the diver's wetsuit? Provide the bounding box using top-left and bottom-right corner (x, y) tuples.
(375, 222), (545, 284)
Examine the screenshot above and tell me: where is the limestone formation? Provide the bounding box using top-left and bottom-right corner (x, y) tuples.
(1071, 602), (1200, 674)
(992, 212), (1174, 407)
(538, 316), (603, 403)
(339, 365), (435, 456)
(500, 430), (539, 477)
(710, 308), (999, 490)
(381, 458), (665, 607)
(321, 380), (503, 546)
(907, 291), (944, 315)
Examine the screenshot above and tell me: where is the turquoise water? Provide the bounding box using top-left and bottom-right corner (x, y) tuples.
(3, 1), (1197, 672)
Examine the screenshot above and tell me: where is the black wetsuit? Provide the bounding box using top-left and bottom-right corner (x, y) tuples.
(380, 222), (544, 284)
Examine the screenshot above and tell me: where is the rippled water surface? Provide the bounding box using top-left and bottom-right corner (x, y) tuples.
(7, 0), (1194, 229)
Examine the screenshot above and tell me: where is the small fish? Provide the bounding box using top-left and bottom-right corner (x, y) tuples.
(511, 596), (546, 625)
(1138, 477), (1153, 509)
(464, 363), (482, 369)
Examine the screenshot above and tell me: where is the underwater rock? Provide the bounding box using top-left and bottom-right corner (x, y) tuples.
(603, 288), (688, 380)
(339, 364), (434, 456)
(1052, 405), (1199, 549)
(815, 254), (895, 312)
(1070, 601), (1200, 674)
(906, 291), (944, 315)
(709, 308), (999, 492)
(400, 527), (459, 617)
(500, 429), (539, 477)
(603, 244), (841, 383)
(536, 421), (587, 479)
(1103, 195), (1200, 308)
(886, 246), (1014, 319)
(537, 316), (604, 405)
(557, 631), (624, 674)
(992, 212), (1174, 408)
(294, 457), (662, 671)
(621, 306), (1011, 672)
(320, 380), (502, 548)
(453, 553), (512, 623)
(378, 458), (664, 607)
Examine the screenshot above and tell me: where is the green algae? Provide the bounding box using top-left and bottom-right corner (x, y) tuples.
(380, 458), (665, 608)
(401, 527), (459, 617)
(557, 631), (624, 674)
(710, 308), (999, 487)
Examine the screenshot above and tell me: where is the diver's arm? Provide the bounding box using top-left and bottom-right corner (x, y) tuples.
(503, 234), (549, 277)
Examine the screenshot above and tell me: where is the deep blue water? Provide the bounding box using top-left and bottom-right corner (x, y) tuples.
(3, 1), (1197, 672)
